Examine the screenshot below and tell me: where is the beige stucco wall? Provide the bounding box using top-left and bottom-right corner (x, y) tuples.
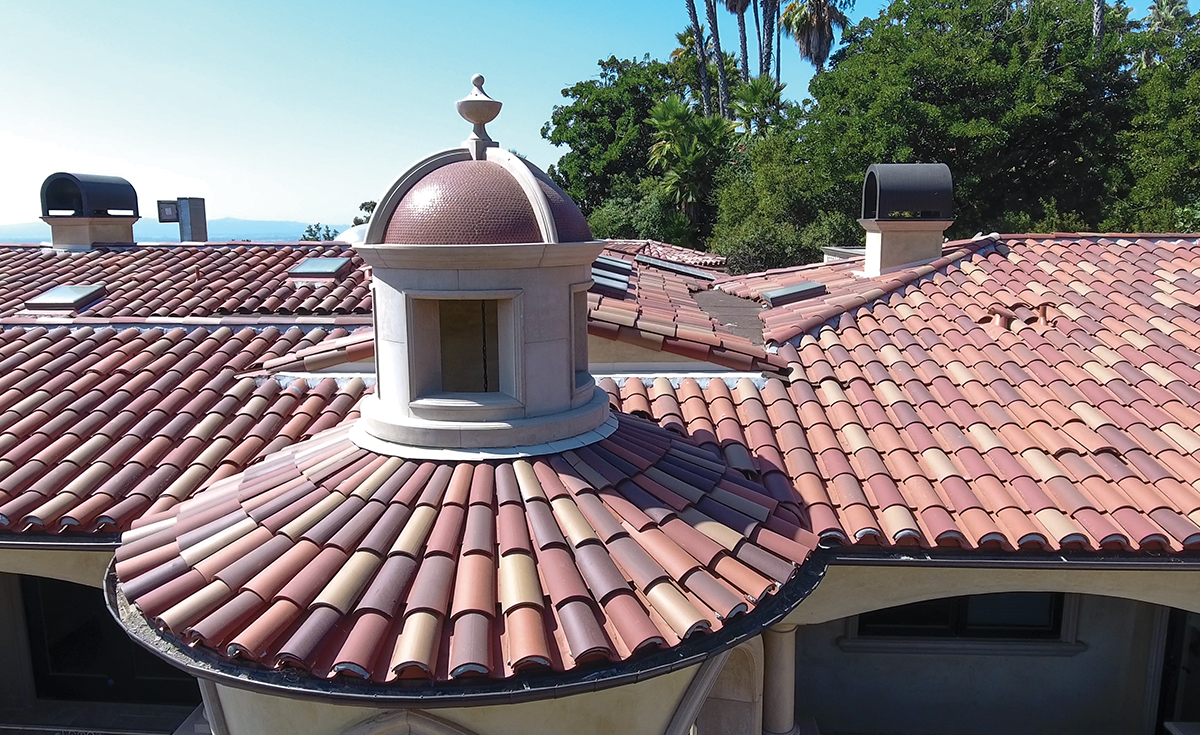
(211, 663), (700, 735)
(785, 563), (1200, 625)
(0, 547), (112, 588)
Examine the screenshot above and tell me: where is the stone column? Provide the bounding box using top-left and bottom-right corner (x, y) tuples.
(762, 624), (797, 735)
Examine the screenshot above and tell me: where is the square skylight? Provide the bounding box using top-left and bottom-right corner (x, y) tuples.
(289, 257), (352, 279)
(24, 284), (106, 311)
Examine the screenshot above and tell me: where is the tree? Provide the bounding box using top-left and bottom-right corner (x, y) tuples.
(725, 0), (753, 82)
(1109, 9), (1200, 231)
(730, 75), (791, 136)
(541, 55), (680, 213)
(301, 224), (339, 241)
(647, 96), (733, 229)
(781, 0), (850, 70)
(685, 0), (714, 114)
(705, 0), (732, 116)
(709, 129), (858, 272)
(352, 201), (376, 227)
(761, 0), (778, 76)
(802, 0), (1136, 236)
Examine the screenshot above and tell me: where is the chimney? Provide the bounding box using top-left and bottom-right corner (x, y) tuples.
(40, 173), (139, 249)
(858, 163), (953, 277)
(158, 198), (208, 242)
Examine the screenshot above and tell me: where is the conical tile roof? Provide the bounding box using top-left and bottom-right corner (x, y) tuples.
(111, 412), (817, 696)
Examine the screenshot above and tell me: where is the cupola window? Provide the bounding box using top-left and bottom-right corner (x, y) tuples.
(440, 299), (500, 392)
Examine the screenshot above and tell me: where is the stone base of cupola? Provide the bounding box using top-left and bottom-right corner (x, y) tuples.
(351, 386), (614, 459)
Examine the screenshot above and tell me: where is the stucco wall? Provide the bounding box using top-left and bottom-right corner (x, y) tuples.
(211, 663), (699, 735)
(0, 547), (112, 589)
(791, 594), (1163, 735)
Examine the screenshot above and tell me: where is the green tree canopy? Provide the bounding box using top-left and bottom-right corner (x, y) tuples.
(542, 55), (683, 214)
(801, 0), (1137, 237)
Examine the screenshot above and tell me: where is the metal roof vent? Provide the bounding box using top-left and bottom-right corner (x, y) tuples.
(24, 284), (106, 312)
(289, 257), (353, 280)
(158, 198), (208, 242)
(40, 173), (140, 250)
(858, 163), (954, 277)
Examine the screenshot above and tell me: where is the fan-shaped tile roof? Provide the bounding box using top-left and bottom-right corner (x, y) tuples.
(113, 414), (815, 685)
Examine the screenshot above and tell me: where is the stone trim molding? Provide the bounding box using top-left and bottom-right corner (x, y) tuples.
(341, 711), (482, 735)
(663, 648), (732, 735)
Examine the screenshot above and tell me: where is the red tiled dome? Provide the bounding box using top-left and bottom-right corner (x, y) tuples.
(382, 159), (592, 245)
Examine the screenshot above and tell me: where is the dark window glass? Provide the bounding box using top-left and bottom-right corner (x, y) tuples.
(439, 299), (500, 392)
(858, 592), (1063, 639)
(21, 576), (201, 705)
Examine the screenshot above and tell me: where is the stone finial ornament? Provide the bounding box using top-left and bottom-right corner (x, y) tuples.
(457, 74), (502, 159)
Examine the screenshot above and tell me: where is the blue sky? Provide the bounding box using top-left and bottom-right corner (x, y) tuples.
(0, 0), (1182, 227)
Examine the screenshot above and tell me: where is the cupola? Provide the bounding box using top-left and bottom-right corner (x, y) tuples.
(352, 75), (611, 455)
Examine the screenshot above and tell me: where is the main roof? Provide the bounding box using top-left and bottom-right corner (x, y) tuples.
(0, 232), (1198, 699)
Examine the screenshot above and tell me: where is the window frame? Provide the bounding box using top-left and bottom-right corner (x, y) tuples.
(839, 592), (1087, 657)
(570, 281), (592, 397)
(404, 289), (524, 420)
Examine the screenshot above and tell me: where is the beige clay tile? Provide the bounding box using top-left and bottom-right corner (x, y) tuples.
(388, 503), (436, 557)
(499, 552), (543, 613)
(313, 550), (381, 614)
(158, 579), (233, 630)
(645, 580), (708, 638)
(550, 496), (599, 546)
(391, 611), (441, 674)
(279, 492), (345, 540)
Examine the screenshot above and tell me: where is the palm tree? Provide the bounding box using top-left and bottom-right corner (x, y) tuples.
(648, 96), (732, 223)
(1147, 0), (1187, 34)
(1137, 0), (1189, 70)
(724, 0), (752, 83)
(775, 0), (783, 81)
(705, 0), (732, 117)
(781, 0), (849, 70)
(1093, 0), (1105, 49)
(730, 76), (788, 136)
(685, 0), (713, 115)
(760, 0), (778, 77)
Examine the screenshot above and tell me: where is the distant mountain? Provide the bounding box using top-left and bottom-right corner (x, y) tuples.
(0, 218), (353, 244)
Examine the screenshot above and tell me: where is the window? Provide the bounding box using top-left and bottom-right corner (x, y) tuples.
(21, 576), (200, 705)
(842, 592), (1085, 656)
(572, 287), (590, 391)
(289, 257), (352, 280)
(24, 284), (106, 311)
(439, 299), (500, 393)
(858, 592), (1063, 639)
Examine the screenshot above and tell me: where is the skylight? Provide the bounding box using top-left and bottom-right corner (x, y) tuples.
(761, 281), (827, 308)
(23, 284), (106, 312)
(289, 257), (352, 279)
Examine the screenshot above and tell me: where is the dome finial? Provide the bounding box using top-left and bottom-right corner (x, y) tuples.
(457, 74), (502, 160)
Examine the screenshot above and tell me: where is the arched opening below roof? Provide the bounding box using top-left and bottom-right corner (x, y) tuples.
(693, 638), (764, 735)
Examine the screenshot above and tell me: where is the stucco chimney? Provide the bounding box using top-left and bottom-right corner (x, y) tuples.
(858, 163), (953, 277)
